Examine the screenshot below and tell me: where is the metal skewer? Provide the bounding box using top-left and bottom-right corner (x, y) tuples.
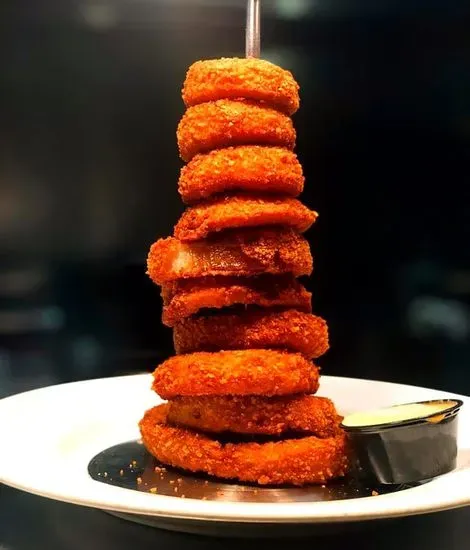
(246, 0), (261, 58)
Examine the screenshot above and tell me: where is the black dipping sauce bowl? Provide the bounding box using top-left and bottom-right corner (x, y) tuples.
(341, 399), (464, 485)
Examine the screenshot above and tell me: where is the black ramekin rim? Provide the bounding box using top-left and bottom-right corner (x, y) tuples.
(341, 398), (464, 433)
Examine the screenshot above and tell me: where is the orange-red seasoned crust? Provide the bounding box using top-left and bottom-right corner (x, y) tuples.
(178, 146), (304, 204)
(182, 58), (300, 115)
(139, 405), (348, 486)
(152, 349), (320, 399)
(173, 309), (329, 359)
(161, 274), (311, 327)
(177, 100), (296, 162)
(173, 194), (317, 241)
(147, 227), (313, 285)
(167, 395), (343, 437)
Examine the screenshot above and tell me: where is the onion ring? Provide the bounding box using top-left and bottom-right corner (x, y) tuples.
(152, 349), (320, 399)
(173, 194), (317, 241)
(161, 274), (311, 327)
(139, 405), (348, 486)
(177, 100), (296, 162)
(178, 146), (304, 204)
(173, 309), (329, 359)
(167, 395), (342, 437)
(147, 227), (313, 285)
(182, 58), (300, 115)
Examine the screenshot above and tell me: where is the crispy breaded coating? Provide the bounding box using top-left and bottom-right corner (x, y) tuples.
(178, 146), (304, 204)
(147, 228), (313, 285)
(173, 309), (329, 359)
(161, 274), (311, 326)
(139, 405), (348, 486)
(152, 349), (320, 399)
(173, 194), (317, 241)
(167, 395), (342, 437)
(177, 100), (296, 162)
(182, 58), (300, 115)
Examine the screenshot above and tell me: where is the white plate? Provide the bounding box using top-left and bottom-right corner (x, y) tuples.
(0, 374), (469, 536)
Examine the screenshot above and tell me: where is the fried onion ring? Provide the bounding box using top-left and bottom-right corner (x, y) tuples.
(139, 405), (348, 486)
(182, 58), (300, 115)
(161, 274), (311, 327)
(152, 349), (320, 399)
(173, 309), (329, 358)
(177, 100), (296, 162)
(178, 146), (304, 204)
(147, 228), (313, 285)
(167, 395), (342, 437)
(173, 194), (317, 241)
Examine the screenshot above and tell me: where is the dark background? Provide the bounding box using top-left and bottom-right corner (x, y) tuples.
(1, 0), (469, 398)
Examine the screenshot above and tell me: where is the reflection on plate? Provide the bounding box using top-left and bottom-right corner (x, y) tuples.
(88, 441), (417, 502)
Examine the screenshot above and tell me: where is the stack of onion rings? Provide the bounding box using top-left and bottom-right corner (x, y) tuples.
(141, 56), (348, 486)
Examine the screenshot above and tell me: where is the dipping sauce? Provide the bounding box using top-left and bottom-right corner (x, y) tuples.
(342, 400), (459, 429)
(341, 399), (463, 484)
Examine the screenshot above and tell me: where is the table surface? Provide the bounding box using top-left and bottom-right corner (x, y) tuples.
(0, 484), (469, 550)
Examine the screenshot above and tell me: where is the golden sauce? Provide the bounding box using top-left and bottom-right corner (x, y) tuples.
(342, 400), (457, 428)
